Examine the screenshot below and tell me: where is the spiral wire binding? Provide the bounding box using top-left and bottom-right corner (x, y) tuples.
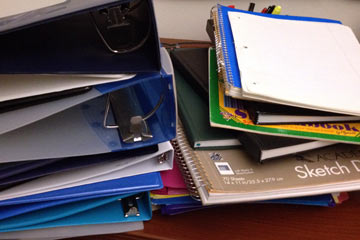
(170, 139), (200, 200)
(213, 6), (235, 93)
(170, 122), (211, 201)
(211, 8), (226, 80)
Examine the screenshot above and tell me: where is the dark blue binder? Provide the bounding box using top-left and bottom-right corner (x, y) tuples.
(0, 159), (59, 181)
(0, 144), (158, 189)
(0, 0), (161, 74)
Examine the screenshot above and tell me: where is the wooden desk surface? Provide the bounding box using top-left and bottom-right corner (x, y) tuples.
(69, 39), (360, 240)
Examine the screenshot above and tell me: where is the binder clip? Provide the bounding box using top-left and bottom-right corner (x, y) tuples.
(103, 88), (164, 143)
(121, 194), (142, 218)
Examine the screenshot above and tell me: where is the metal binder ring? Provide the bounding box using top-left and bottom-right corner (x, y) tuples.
(103, 92), (165, 143)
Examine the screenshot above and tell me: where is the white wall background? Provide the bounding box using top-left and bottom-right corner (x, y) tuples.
(153, 0), (360, 41)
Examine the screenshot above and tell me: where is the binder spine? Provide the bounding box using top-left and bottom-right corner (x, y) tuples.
(170, 123), (210, 201)
(215, 6), (234, 87)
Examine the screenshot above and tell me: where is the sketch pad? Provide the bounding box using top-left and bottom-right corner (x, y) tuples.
(228, 11), (360, 116)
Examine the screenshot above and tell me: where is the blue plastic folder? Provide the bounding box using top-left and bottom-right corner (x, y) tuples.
(159, 194), (336, 215)
(216, 4), (342, 91)
(0, 49), (176, 162)
(0, 192), (152, 233)
(151, 196), (199, 205)
(263, 194), (336, 207)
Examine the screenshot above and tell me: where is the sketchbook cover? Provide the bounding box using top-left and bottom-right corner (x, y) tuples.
(178, 122), (360, 205)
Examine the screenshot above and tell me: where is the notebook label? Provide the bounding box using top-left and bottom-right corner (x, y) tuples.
(215, 162), (235, 175)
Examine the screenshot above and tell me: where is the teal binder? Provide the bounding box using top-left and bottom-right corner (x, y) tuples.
(0, 192), (152, 233)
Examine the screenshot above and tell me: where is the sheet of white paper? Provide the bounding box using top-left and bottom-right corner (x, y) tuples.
(0, 87), (101, 135)
(0, 74), (135, 102)
(0, 142), (173, 201)
(0, 101), (112, 162)
(228, 11), (360, 116)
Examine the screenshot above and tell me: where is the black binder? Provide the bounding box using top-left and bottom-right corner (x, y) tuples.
(0, 0), (161, 74)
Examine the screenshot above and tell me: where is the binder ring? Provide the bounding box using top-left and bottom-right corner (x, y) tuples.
(103, 92), (164, 143)
(89, 0), (152, 54)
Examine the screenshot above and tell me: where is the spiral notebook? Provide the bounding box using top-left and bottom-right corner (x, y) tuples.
(174, 122), (360, 205)
(213, 5), (360, 116)
(212, 4), (341, 99)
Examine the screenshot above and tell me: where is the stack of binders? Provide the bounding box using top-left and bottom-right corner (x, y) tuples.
(0, 0), (176, 238)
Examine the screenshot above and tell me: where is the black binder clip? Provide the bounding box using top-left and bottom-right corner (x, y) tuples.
(121, 194), (142, 218)
(103, 88), (164, 143)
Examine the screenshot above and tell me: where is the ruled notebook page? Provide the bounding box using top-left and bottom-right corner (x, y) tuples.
(228, 11), (360, 116)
